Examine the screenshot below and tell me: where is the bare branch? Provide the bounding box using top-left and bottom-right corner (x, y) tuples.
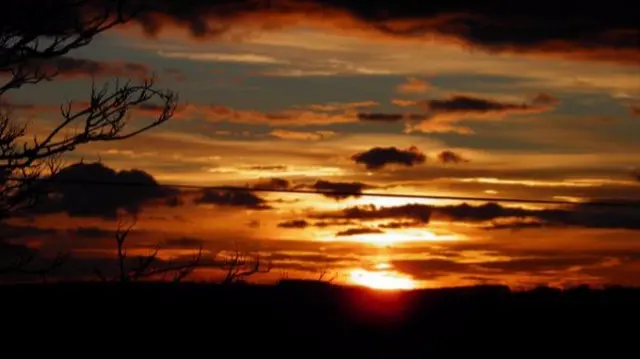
(93, 220), (204, 283)
(1, 0), (145, 95)
(220, 248), (273, 285)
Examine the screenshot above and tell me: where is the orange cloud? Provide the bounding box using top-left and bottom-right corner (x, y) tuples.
(408, 94), (558, 134)
(391, 99), (418, 108)
(134, 101), (379, 126)
(364, 94), (559, 135)
(269, 129), (337, 141)
(396, 77), (431, 94)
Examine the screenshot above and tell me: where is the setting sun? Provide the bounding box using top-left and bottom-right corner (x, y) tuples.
(349, 269), (417, 290)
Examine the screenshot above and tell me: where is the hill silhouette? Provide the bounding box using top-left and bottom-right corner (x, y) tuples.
(1, 280), (637, 355)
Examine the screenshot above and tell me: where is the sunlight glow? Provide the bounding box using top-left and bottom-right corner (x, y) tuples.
(349, 269), (416, 290)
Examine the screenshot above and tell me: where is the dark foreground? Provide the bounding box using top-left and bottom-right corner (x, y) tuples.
(1, 281), (638, 355)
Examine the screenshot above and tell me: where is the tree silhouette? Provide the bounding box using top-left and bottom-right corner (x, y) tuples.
(93, 218), (204, 283)
(1, 0), (178, 219)
(220, 248), (273, 285)
(1, 0), (178, 274)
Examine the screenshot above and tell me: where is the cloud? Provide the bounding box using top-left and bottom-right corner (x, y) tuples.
(72, 226), (115, 239)
(437, 150), (469, 164)
(396, 77), (431, 94)
(335, 227), (384, 237)
(532, 93), (561, 106)
(391, 99), (419, 108)
(253, 178), (291, 190)
(361, 94), (557, 134)
(351, 146), (427, 170)
(18, 56), (151, 80)
(183, 105), (357, 126)
(300, 101), (379, 112)
(314, 203), (433, 223)
(378, 221), (424, 229)
(162, 237), (207, 249)
(93, 0), (639, 66)
(157, 51), (286, 64)
(29, 162), (177, 219)
(278, 220), (310, 229)
(389, 255), (619, 281)
(194, 189), (271, 210)
(390, 259), (476, 280)
(313, 201), (640, 230)
(269, 129), (336, 141)
(163, 68), (185, 81)
(357, 113), (427, 122)
(135, 101), (376, 127)
(422, 95), (549, 113)
(408, 94), (557, 134)
(301, 180), (374, 200)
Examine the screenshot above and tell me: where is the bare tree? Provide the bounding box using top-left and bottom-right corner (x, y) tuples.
(93, 218), (204, 283)
(219, 247), (273, 285)
(317, 266), (338, 283)
(0, 0), (179, 277)
(0, 245), (68, 283)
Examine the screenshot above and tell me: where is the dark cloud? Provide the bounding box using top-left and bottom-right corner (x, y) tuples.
(357, 113), (426, 122)
(30, 162), (177, 219)
(162, 237), (207, 249)
(423, 95), (547, 114)
(391, 259), (476, 280)
(71, 227), (114, 239)
(20, 56), (150, 80)
(380, 94), (559, 134)
(60, 0), (639, 66)
(301, 180), (374, 200)
(479, 257), (604, 272)
(378, 221), (424, 229)
(532, 93), (561, 106)
(195, 189), (271, 210)
(390, 255), (623, 280)
(268, 252), (354, 264)
(351, 146), (427, 170)
(0, 223), (58, 240)
(313, 201), (640, 230)
(253, 177), (291, 190)
(437, 150), (469, 164)
(313, 220), (359, 228)
(314, 204), (433, 223)
(278, 220), (310, 229)
(335, 227), (384, 237)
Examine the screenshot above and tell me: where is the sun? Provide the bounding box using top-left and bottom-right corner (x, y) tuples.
(349, 269), (416, 290)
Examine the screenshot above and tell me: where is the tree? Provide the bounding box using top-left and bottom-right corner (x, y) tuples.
(93, 218), (204, 283)
(219, 243), (273, 285)
(0, 0), (178, 219)
(1, 0), (178, 275)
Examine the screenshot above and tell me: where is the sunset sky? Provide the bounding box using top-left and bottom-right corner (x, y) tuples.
(3, 0), (640, 290)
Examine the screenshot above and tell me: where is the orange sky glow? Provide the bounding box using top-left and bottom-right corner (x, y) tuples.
(2, 0), (640, 291)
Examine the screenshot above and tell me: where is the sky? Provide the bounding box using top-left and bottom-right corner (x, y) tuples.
(2, 0), (640, 290)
